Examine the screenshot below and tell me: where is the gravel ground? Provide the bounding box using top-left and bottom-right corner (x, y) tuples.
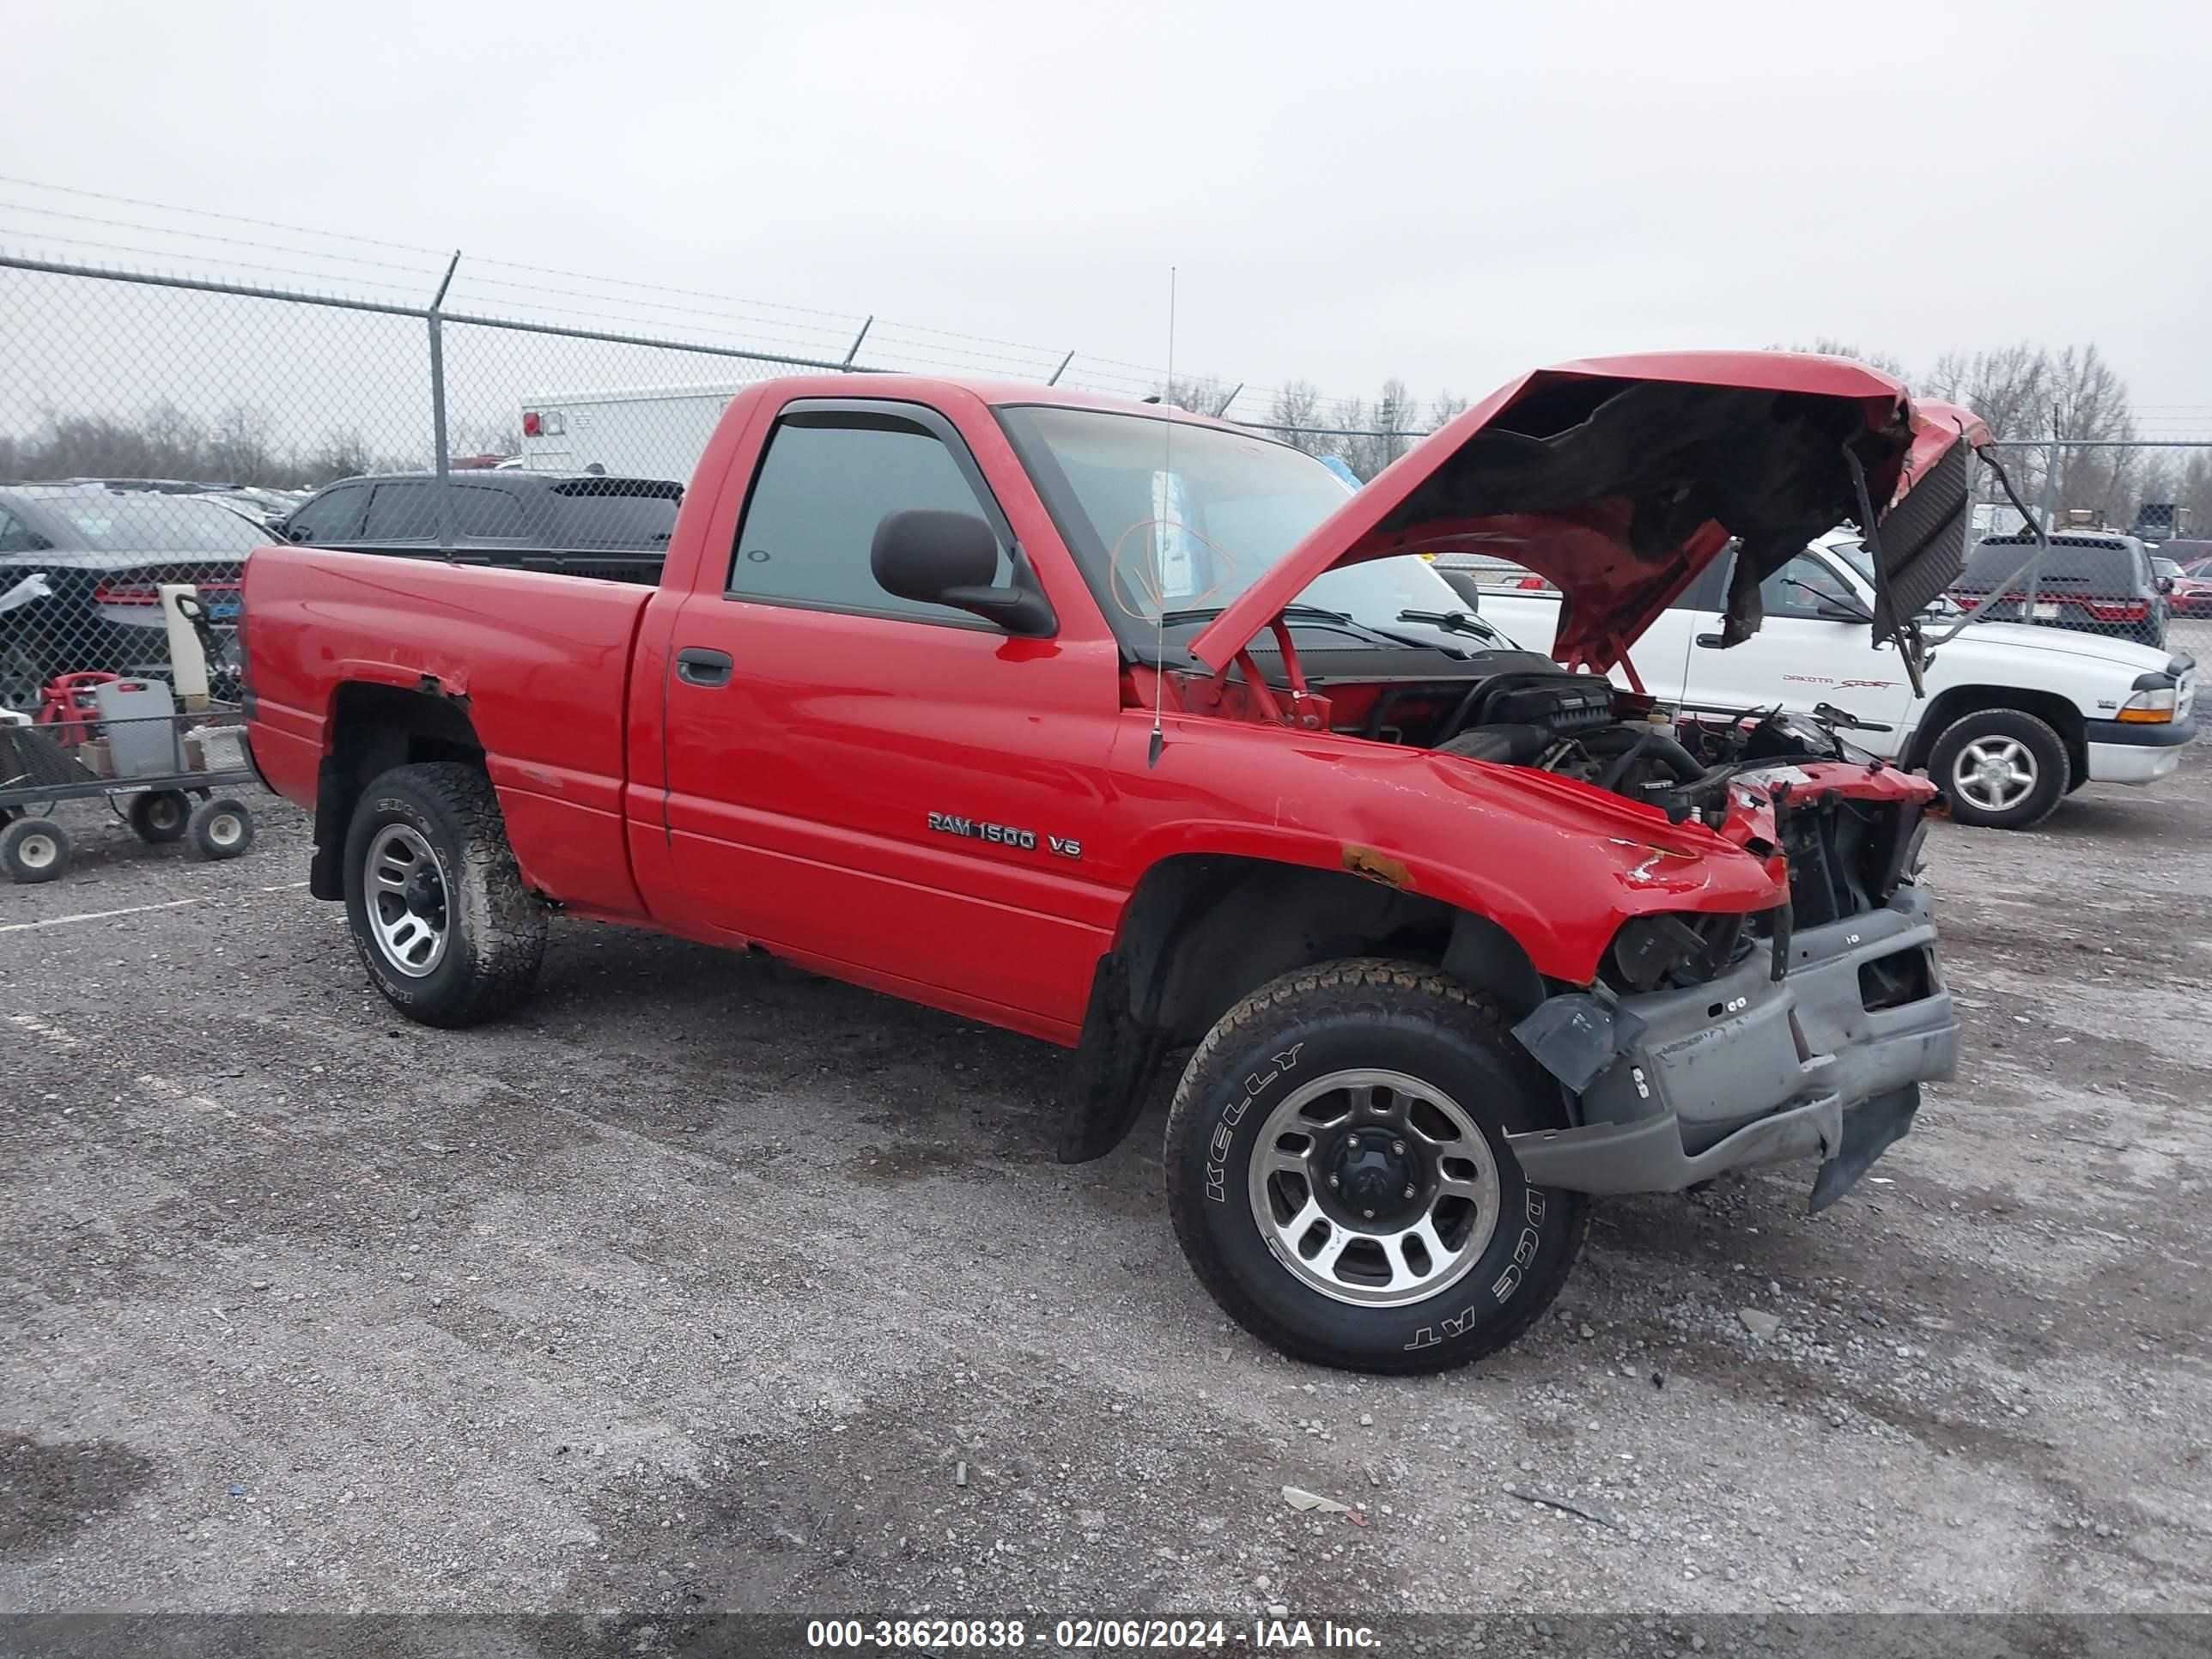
(3, 747), (2208, 1627)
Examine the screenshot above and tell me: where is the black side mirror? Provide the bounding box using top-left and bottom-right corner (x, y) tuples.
(1814, 601), (1869, 623)
(1434, 568), (1485, 612)
(872, 509), (1054, 637)
(284, 522), (309, 544)
(2156, 575), (2175, 595)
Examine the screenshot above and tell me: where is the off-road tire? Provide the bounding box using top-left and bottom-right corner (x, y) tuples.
(342, 762), (547, 1028)
(2, 815), (71, 884)
(1164, 958), (1588, 1374)
(1929, 708), (2069, 831)
(188, 796), (254, 861)
(128, 790), (191, 844)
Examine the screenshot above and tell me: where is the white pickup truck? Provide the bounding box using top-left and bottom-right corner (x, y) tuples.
(1447, 535), (2197, 830)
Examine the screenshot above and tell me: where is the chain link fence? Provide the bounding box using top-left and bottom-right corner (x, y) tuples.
(0, 249), (1209, 716)
(5, 244), (2209, 724)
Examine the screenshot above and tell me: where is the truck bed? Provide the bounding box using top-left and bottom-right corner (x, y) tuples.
(243, 544), (657, 915)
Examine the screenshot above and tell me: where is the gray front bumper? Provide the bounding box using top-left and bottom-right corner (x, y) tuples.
(1506, 886), (1955, 1204)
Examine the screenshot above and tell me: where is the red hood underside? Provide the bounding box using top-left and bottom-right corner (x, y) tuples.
(1190, 351), (1988, 674)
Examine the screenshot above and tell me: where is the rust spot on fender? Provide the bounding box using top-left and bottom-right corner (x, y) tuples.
(1342, 844), (1413, 890)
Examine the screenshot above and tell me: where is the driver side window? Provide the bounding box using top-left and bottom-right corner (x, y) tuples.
(1759, 553), (1856, 621)
(0, 508), (45, 554)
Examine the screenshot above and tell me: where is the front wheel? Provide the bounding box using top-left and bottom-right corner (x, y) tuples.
(1164, 959), (1587, 1374)
(342, 762), (547, 1028)
(1929, 708), (2069, 830)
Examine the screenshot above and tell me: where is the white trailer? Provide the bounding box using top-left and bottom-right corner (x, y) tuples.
(516, 381), (749, 481)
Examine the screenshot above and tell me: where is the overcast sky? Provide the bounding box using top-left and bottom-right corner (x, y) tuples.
(6, 0), (2210, 426)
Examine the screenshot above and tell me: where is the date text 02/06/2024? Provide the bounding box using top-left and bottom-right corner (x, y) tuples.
(802, 1616), (1382, 1649)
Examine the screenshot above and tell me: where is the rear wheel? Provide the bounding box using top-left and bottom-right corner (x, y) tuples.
(1930, 708), (2069, 830)
(2, 816), (71, 884)
(128, 789), (191, 844)
(342, 762), (547, 1027)
(1164, 959), (1587, 1374)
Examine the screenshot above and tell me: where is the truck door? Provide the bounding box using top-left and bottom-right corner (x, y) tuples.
(1677, 547), (1914, 747)
(657, 399), (1125, 1041)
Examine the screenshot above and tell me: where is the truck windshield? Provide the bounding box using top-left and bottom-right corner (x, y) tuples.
(999, 404), (1464, 641)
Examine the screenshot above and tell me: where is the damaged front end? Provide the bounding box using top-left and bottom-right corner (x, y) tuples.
(1506, 710), (1954, 1212)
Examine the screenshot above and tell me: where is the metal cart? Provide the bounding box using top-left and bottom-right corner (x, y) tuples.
(0, 684), (258, 884)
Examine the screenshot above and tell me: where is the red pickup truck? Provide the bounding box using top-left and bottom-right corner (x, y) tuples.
(244, 352), (1975, 1374)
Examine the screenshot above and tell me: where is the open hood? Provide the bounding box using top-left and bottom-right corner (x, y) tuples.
(1189, 352), (1989, 678)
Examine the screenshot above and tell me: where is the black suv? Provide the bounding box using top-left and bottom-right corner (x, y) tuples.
(281, 471), (681, 580)
(1, 483), (262, 715)
(1950, 532), (2170, 649)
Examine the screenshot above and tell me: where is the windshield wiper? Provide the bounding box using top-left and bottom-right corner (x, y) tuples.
(1398, 607), (1504, 642)
(1150, 602), (1470, 659)
(1157, 602), (1352, 626)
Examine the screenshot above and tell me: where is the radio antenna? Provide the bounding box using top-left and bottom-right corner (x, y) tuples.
(1148, 265), (1176, 768)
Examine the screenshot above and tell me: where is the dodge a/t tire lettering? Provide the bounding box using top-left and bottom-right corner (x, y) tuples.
(1164, 959), (1588, 1375)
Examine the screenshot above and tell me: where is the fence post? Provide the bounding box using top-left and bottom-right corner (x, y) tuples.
(842, 315), (873, 368)
(426, 250), (461, 550)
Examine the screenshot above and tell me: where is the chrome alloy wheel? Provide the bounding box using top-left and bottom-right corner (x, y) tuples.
(1246, 1067), (1503, 1307)
(365, 823), (450, 977)
(1954, 735), (2039, 814)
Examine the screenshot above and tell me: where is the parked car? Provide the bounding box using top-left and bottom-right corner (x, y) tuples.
(1949, 531), (2167, 649)
(246, 352), (1973, 1375)
(280, 471), (681, 579)
(0, 483), (259, 714)
(1475, 530), (2197, 830)
(2159, 539), (2212, 577)
(2154, 556), (2212, 619)
(42, 477), (296, 534)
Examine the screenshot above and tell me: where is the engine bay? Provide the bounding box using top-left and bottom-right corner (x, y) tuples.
(1209, 633), (1931, 951)
(1243, 639), (1772, 823)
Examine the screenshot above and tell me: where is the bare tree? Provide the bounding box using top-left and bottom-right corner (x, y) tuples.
(2177, 453), (2212, 539)
(2044, 344), (2137, 525)
(308, 428), (376, 482)
(1785, 338), (1910, 379)
(1368, 378), (1414, 472)
(1329, 395), (1376, 480)
(207, 404), (276, 483)
(453, 416), (518, 459)
(1157, 374), (1235, 417)
(1267, 380), (1323, 453)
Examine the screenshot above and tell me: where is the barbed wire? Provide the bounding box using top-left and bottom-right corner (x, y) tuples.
(0, 177), (1291, 407)
(0, 173), (449, 256)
